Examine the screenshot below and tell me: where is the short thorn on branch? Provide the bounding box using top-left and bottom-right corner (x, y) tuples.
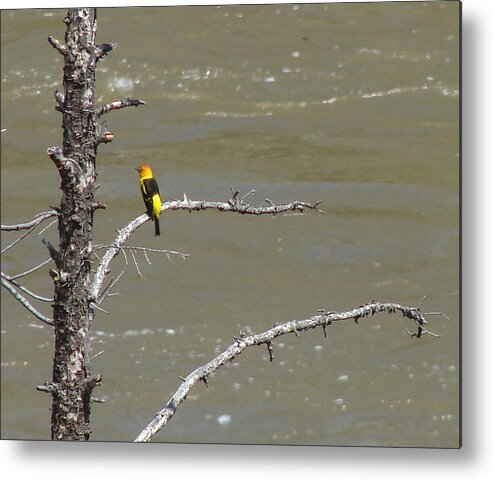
(54, 90), (66, 113)
(91, 202), (107, 212)
(322, 324), (328, 338)
(96, 131), (115, 145)
(47, 146), (81, 177)
(42, 238), (59, 262)
(91, 397), (106, 404)
(312, 201), (326, 214)
(229, 187), (240, 202)
(37, 381), (59, 394)
(84, 374), (103, 394)
(95, 42), (117, 60)
(47, 146), (64, 168)
(47, 35), (67, 56)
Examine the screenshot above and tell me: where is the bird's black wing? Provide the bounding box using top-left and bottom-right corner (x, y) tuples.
(141, 177), (160, 217)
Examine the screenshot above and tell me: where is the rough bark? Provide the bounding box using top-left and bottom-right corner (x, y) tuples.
(48, 8), (99, 441)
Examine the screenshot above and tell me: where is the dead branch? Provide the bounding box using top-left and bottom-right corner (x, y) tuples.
(89, 191), (318, 305)
(1, 276), (54, 326)
(165, 190), (324, 216)
(1, 210), (57, 324)
(1, 210), (58, 232)
(90, 243), (189, 305)
(96, 98), (146, 117)
(134, 300), (437, 442)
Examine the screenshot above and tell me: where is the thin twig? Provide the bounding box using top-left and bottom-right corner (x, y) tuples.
(1, 277), (54, 326)
(94, 244), (189, 260)
(1, 271), (53, 302)
(37, 219), (58, 236)
(121, 247), (129, 266)
(97, 270), (125, 306)
(1, 224), (38, 254)
(423, 311), (451, 320)
(9, 258), (52, 281)
(130, 249), (144, 279)
(92, 303), (110, 315)
(91, 350), (105, 360)
(405, 328), (441, 339)
(241, 189), (256, 201)
(143, 250), (152, 266)
(134, 300), (437, 442)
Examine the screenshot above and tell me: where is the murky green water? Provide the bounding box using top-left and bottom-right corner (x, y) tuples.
(1, 2), (459, 446)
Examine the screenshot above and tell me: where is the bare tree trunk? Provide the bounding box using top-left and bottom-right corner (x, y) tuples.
(48, 8), (99, 441)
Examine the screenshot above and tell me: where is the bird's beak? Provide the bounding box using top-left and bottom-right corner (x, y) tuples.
(134, 167), (139, 172)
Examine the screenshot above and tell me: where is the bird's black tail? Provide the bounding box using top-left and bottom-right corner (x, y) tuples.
(154, 217), (160, 236)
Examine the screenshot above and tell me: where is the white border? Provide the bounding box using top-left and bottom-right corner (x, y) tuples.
(2, 0), (492, 478)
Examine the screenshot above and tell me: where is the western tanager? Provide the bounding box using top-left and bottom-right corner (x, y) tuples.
(135, 164), (161, 236)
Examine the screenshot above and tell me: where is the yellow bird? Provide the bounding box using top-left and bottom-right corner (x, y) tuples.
(135, 164), (161, 236)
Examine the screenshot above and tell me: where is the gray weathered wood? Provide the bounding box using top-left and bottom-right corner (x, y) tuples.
(135, 301), (432, 442)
